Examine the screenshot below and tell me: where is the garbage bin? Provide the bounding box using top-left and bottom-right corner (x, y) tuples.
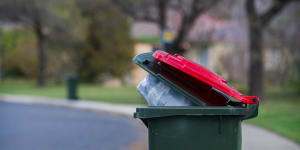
(133, 51), (259, 150)
(134, 106), (258, 150)
(66, 75), (78, 100)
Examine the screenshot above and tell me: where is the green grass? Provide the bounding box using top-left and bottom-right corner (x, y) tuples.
(78, 85), (145, 104)
(134, 36), (160, 44)
(0, 80), (145, 104)
(246, 87), (300, 143)
(0, 79), (299, 143)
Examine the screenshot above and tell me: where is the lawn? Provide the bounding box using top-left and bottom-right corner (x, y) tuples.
(0, 80), (299, 143)
(0, 80), (145, 104)
(246, 87), (300, 143)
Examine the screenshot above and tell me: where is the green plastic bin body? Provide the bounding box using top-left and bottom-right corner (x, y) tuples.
(133, 52), (259, 150)
(135, 106), (256, 150)
(67, 75), (78, 100)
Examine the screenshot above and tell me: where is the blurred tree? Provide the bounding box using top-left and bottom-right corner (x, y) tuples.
(245, 0), (300, 99)
(45, 0), (87, 83)
(262, 4), (300, 85)
(113, 0), (219, 54)
(0, 28), (3, 81)
(76, 0), (134, 83)
(3, 32), (38, 79)
(0, 0), (64, 87)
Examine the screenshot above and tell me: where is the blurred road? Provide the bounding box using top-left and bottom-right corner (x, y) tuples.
(0, 102), (141, 150)
(0, 95), (299, 150)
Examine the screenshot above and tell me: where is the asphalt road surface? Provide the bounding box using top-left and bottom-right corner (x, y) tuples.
(0, 101), (141, 150)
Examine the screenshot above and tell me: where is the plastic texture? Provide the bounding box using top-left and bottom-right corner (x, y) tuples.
(133, 51), (259, 150)
(135, 107), (243, 150)
(137, 74), (194, 106)
(134, 106), (248, 119)
(153, 50), (259, 104)
(133, 52), (231, 106)
(66, 75), (78, 100)
(134, 106), (258, 150)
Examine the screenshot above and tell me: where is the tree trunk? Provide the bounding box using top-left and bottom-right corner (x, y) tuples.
(34, 22), (46, 87)
(245, 0), (296, 100)
(157, 0), (167, 30)
(248, 24), (264, 99)
(0, 28), (3, 82)
(165, 15), (195, 55)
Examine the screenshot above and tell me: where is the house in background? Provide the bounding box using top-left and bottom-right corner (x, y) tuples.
(130, 14), (249, 85)
(130, 13), (293, 86)
(130, 43), (153, 85)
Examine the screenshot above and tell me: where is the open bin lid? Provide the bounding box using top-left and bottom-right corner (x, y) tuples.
(133, 52), (231, 106)
(153, 50), (259, 104)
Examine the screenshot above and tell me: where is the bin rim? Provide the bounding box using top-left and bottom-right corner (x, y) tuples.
(134, 106), (249, 119)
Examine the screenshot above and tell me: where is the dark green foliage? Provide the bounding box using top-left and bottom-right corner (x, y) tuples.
(77, 0), (134, 83)
(0, 0), (134, 84)
(0, 0), (68, 86)
(2, 29), (38, 79)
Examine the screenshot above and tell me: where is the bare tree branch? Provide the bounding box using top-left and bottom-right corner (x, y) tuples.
(112, 0), (158, 22)
(260, 0), (291, 26)
(192, 0), (219, 15)
(168, 0), (186, 14)
(157, 0), (169, 29)
(245, 0), (299, 98)
(171, 0), (219, 53)
(245, 0), (258, 21)
(114, 0), (220, 54)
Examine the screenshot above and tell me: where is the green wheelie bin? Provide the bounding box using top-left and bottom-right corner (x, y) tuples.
(133, 51), (259, 150)
(134, 105), (258, 150)
(66, 74), (79, 100)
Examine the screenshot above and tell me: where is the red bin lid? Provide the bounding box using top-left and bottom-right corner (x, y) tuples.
(153, 50), (259, 104)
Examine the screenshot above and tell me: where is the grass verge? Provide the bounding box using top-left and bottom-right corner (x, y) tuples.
(246, 87), (300, 143)
(0, 80), (145, 104)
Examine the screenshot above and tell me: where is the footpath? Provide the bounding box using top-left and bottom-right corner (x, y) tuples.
(0, 94), (299, 150)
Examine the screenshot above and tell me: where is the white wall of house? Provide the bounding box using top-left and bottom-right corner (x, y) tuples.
(185, 43), (232, 78)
